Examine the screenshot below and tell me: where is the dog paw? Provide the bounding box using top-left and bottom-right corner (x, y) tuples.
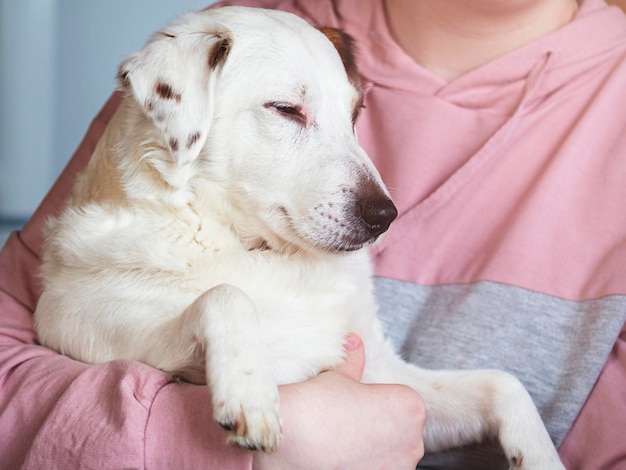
(214, 384), (282, 453)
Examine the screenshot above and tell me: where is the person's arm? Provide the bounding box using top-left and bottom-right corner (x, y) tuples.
(0, 92), (425, 468)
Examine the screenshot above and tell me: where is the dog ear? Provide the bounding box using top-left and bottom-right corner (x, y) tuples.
(318, 27), (360, 90)
(117, 22), (233, 165)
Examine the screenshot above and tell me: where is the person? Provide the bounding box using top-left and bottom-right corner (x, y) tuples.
(1, 0), (625, 468)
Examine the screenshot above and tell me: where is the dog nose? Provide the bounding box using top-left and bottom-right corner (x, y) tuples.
(359, 198), (398, 237)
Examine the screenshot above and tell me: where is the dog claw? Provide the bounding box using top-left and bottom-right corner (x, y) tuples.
(228, 434), (280, 454)
(213, 384), (282, 453)
(239, 442), (259, 451)
(218, 421), (236, 432)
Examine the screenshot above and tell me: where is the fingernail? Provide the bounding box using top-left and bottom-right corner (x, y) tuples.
(344, 334), (360, 350)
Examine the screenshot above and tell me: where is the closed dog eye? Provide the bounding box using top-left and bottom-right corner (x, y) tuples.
(264, 102), (307, 126)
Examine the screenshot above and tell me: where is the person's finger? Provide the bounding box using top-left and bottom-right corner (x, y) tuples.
(335, 333), (366, 380)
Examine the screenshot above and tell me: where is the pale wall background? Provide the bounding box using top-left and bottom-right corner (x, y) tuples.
(0, 0), (218, 247)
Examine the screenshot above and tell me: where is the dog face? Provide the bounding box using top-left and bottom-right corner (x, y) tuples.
(118, 7), (397, 253)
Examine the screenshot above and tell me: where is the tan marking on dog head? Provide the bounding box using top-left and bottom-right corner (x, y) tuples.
(208, 35), (232, 69)
(318, 27), (363, 126)
(352, 94), (364, 125)
(318, 27), (360, 90)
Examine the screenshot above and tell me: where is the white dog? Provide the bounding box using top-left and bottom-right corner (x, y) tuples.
(34, 7), (564, 469)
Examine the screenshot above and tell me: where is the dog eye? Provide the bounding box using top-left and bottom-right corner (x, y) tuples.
(265, 102), (307, 126)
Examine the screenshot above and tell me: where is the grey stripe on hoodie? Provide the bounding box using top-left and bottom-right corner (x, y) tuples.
(373, 276), (626, 469)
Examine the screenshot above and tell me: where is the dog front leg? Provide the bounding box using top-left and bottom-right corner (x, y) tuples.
(363, 340), (564, 470)
(181, 284), (282, 452)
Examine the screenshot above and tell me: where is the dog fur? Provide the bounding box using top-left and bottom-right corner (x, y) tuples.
(34, 7), (564, 469)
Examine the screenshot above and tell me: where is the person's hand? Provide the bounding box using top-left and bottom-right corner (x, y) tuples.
(253, 334), (426, 470)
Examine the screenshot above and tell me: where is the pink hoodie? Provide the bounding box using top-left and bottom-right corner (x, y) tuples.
(1, 0), (625, 468)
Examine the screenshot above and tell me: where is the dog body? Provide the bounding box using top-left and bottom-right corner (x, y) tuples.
(34, 7), (563, 469)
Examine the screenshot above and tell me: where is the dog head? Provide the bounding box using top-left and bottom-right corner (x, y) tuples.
(117, 6), (397, 253)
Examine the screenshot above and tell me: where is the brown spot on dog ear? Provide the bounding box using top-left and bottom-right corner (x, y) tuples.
(318, 27), (360, 90)
(155, 81), (182, 102)
(208, 35), (232, 70)
(169, 137), (179, 153)
(186, 131), (202, 150)
(117, 68), (131, 88)
(145, 100), (155, 113)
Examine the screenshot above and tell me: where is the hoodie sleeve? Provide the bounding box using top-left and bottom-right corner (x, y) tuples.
(0, 93), (252, 470)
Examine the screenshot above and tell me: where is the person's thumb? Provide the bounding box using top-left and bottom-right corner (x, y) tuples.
(335, 333), (366, 381)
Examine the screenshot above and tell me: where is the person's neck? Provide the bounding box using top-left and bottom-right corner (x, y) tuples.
(384, 0), (578, 82)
